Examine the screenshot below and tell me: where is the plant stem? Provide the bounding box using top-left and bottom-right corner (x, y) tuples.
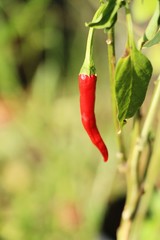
(117, 74), (160, 240)
(141, 78), (160, 146)
(130, 113), (160, 240)
(85, 27), (95, 69)
(80, 27), (96, 75)
(107, 28), (127, 162)
(125, 0), (135, 47)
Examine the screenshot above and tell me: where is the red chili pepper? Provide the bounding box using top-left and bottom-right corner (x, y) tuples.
(79, 73), (108, 162)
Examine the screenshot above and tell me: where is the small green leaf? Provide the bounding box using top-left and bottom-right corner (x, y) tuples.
(143, 29), (160, 47)
(115, 45), (153, 127)
(139, 0), (160, 48)
(86, 0), (123, 30)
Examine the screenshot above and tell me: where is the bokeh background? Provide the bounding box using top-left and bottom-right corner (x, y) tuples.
(0, 0), (160, 239)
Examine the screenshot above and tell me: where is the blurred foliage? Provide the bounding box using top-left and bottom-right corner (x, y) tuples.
(140, 190), (160, 240)
(0, 0), (159, 239)
(132, 0), (157, 23)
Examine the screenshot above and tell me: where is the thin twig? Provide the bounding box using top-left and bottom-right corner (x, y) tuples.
(107, 28), (127, 162)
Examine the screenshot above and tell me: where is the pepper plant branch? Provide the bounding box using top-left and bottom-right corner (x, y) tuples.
(125, 0), (135, 47)
(117, 74), (160, 240)
(141, 135), (153, 183)
(130, 114), (160, 240)
(107, 28), (127, 162)
(140, 76), (160, 147)
(124, 4), (144, 147)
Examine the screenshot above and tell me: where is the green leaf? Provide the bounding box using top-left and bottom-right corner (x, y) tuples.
(115, 45), (153, 127)
(138, 0), (160, 48)
(86, 0), (123, 30)
(143, 29), (160, 47)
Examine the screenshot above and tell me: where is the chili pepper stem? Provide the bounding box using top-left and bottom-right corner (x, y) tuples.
(80, 27), (96, 76)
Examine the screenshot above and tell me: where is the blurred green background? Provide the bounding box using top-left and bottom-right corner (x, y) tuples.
(0, 0), (159, 239)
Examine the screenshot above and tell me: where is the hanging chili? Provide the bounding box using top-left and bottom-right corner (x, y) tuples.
(78, 73), (108, 162)
(79, 15), (108, 162)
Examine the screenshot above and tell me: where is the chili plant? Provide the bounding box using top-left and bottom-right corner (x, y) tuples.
(79, 0), (160, 239)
